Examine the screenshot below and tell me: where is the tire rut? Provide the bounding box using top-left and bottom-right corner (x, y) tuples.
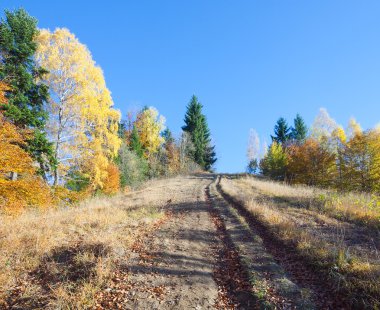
(216, 175), (349, 309)
(205, 182), (258, 309)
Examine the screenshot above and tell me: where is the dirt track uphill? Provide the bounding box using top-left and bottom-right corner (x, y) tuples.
(95, 174), (348, 309)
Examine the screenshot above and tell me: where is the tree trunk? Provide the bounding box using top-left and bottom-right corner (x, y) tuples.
(10, 171), (18, 180)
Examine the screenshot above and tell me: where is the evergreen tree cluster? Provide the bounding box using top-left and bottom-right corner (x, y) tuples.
(262, 114), (308, 181)
(271, 114), (308, 145)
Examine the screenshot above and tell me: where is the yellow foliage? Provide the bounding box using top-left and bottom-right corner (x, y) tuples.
(0, 116), (51, 213)
(287, 138), (336, 187)
(342, 130), (380, 192)
(166, 142), (181, 175)
(260, 142), (288, 180)
(347, 118), (362, 139)
(36, 28), (121, 190)
(135, 107), (165, 158)
(332, 126), (347, 144)
(52, 186), (88, 206)
(0, 81), (10, 105)
(102, 164), (120, 195)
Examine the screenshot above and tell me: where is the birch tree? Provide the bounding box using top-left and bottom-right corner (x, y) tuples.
(247, 129), (260, 162)
(134, 107), (165, 159)
(310, 108), (338, 141)
(247, 129), (260, 173)
(36, 28), (121, 189)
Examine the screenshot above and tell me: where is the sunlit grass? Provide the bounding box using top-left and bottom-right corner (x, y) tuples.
(241, 176), (380, 230)
(0, 193), (164, 308)
(220, 176), (380, 308)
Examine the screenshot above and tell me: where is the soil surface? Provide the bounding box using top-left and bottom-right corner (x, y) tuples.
(119, 175), (220, 309)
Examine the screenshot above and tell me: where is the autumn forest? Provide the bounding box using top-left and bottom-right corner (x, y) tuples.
(0, 9), (216, 212)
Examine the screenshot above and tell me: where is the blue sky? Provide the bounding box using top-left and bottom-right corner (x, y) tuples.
(2, 1), (380, 172)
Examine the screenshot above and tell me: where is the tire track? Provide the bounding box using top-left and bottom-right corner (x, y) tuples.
(216, 175), (349, 309)
(205, 182), (258, 309)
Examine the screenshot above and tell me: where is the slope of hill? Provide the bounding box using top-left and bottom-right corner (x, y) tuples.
(1, 174), (379, 309)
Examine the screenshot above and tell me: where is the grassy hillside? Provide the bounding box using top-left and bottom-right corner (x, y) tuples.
(219, 175), (380, 308)
(0, 183), (166, 308)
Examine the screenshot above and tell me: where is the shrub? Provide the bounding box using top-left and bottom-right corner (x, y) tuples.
(117, 143), (148, 188)
(0, 115), (52, 213)
(102, 164), (120, 195)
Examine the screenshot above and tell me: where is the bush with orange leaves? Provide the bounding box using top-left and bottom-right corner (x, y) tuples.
(0, 115), (52, 213)
(287, 138), (336, 187)
(0, 81), (9, 104)
(102, 163), (121, 195)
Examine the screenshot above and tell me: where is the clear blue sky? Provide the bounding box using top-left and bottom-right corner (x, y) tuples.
(2, 1), (380, 172)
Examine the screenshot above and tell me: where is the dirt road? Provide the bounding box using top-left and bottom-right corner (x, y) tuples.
(95, 174), (322, 309)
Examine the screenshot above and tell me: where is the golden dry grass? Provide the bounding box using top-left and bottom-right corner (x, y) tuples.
(220, 176), (380, 308)
(0, 192), (165, 309)
(241, 176), (380, 230)
(0, 175), (202, 308)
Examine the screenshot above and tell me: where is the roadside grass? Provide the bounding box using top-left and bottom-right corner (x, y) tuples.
(241, 176), (380, 231)
(220, 176), (380, 308)
(0, 194), (164, 309)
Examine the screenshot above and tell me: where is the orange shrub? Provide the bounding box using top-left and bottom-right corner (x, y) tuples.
(0, 81), (9, 105)
(0, 115), (52, 213)
(102, 163), (120, 195)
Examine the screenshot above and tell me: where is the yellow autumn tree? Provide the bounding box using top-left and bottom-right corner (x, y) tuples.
(102, 163), (121, 195)
(341, 130), (380, 192)
(287, 138), (336, 187)
(0, 115), (52, 213)
(166, 141), (180, 175)
(346, 118), (362, 140)
(367, 130), (380, 193)
(134, 107), (165, 159)
(36, 28), (121, 191)
(331, 126), (347, 189)
(260, 142), (288, 181)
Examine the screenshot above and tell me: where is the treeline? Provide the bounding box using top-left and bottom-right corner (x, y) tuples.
(248, 108), (380, 193)
(116, 96), (216, 189)
(0, 9), (216, 213)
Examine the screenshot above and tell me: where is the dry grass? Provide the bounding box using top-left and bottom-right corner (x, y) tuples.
(241, 176), (380, 230)
(0, 192), (165, 309)
(220, 176), (380, 308)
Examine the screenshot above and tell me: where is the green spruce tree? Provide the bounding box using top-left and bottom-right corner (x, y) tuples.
(182, 95), (216, 171)
(162, 128), (174, 145)
(291, 114), (308, 142)
(0, 9), (54, 176)
(271, 117), (291, 145)
(129, 125), (144, 158)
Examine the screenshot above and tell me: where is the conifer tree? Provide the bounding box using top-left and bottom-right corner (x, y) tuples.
(162, 128), (174, 145)
(271, 117), (291, 145)
(0, 9), (54, 175)
(182, 95), (216, 171)
(129, 125), (144, 158)
(291, 114), (308, 142)
(204, 144), (217, 171)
